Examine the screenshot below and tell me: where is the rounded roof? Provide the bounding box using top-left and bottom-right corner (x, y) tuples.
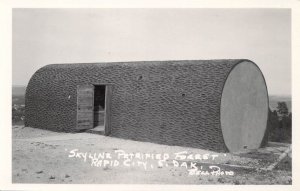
(25, 59), (268, 152)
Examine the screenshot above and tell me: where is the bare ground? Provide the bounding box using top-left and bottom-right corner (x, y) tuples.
(12, 125), (292, 184)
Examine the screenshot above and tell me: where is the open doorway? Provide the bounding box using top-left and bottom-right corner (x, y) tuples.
(76, 84), (112, 135)
(94, 85), (105, 127)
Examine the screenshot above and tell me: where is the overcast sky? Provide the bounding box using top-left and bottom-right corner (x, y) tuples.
(12, 9), (291, 96)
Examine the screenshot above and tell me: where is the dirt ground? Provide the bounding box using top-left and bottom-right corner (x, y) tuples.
(12, 125), (292, 184)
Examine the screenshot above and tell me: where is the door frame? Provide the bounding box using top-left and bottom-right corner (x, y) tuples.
(76, 84), (112, 135)
(103, 85), (112, 135)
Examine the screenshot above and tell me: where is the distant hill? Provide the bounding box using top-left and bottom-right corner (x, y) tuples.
(269, 95), (292, 112)
(12, 85), (26, 96)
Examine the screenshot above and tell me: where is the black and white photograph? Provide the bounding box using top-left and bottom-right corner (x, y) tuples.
(10, 8), (292, 185)
(1, 1), (298, 189)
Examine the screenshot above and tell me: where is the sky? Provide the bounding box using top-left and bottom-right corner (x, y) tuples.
(12, 8), (291, 96)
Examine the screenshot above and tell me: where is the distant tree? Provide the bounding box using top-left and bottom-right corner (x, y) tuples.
(268, 101), (292, 143)
(275, 101), (291, 143)
(267, 108), (280, 142)
(287, 112), (292, 132)
(272, 110), (278, 117)
(276, 102), (289, 120)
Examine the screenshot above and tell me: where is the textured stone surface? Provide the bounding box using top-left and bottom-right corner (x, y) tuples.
(25, 59), (267, 152)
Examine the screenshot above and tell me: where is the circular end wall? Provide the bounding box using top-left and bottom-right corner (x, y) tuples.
(220, 61), (269, 152)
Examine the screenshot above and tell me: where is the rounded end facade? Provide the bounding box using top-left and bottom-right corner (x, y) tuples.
(220, 61), (269, 152)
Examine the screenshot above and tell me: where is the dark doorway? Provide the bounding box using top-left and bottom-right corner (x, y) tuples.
(76, 84), (112, 135)
(94, 85), (106, 127)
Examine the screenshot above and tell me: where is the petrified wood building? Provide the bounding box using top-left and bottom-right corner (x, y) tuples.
(25, 60), (269, 152)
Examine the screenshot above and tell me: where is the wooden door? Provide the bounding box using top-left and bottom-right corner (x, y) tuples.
(76, 85), (94, 130)
(104, 85), (112, 135)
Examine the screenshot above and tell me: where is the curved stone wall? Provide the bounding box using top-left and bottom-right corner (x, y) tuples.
(25, 60), (268, 152)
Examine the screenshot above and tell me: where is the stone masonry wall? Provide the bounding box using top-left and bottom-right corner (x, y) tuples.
(25, 60), (247, 152)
